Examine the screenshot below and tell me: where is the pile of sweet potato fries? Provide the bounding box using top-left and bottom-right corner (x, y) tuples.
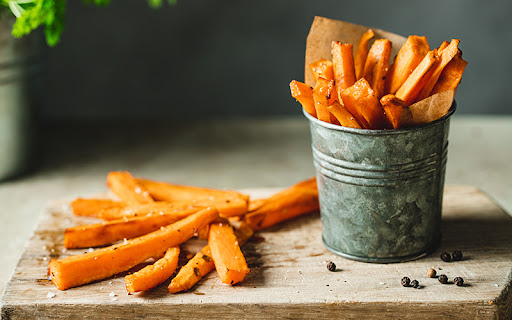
(290, 30), (467, 129)
(48, 172), (319, 293)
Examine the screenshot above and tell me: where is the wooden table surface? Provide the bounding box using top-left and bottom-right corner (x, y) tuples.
(1, 185), (511, 319)
(1, 116), (512, 317)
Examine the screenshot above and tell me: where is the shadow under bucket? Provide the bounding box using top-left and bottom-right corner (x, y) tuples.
(304, 104), (456, 263)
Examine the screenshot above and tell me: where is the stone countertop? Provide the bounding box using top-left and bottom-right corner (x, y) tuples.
(1, 115), (511, 296)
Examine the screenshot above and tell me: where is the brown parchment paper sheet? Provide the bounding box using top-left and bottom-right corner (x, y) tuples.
(304, 16), (456, 125)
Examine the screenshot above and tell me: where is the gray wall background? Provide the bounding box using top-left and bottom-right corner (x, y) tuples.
(42, 0), (512, 121)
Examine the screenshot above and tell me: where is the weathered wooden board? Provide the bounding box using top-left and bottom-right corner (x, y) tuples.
(1, 185), (511, 319)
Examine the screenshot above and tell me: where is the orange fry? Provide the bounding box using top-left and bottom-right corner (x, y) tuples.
(168, 222), (253, 294)
(64, 208), (202, 248)
(309, 59), (335, 82)
(137, 179), (248, 217)
(71, 198), (123, 217)
(49, 207), (218, 290)
(326, 101), (362, 129)
(417, 39), (460, 100)
(125, 247), (180, 293)
(331, 41), (356, 100)
(437, 40), (450, 52)
(354, 29), (375, 79)
(385, 36), (430, 95)
(107, 171), (154, 205)
(395, 50), (438, 106)
(312, 77), (335, 123)
(244, 177), (319, 231)
(290, 80), (316, 117)
(97, 202), (203, 221)
(208, 222), (250, 285)
(380, 94), (407, 129)
(340, 78), (390, 129)
(362, 39), (392, 99)
(431, 53), (468, 95)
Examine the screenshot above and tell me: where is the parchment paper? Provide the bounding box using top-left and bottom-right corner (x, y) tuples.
(305, 16), (456, 126)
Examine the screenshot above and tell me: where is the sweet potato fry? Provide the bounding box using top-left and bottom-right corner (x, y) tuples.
(125, 247), (180, 293)
(331, 41), (356, 99)
(64, 207), (202, 248)
(71, 198), (123, 217)
(49, 207), (218, 290)
(380, 94), (407, 129)
(168, 222), (253, 293)
(362, 39), (391, 99)
(326, 101), (362, 129)
(355, 29), (375, 79)
(312, 77), (335, 123)
(137, 179), (249, 217)
(97, 202), (203, 221)
(247, 199), (267, 212)
(431, 53), (468, 95)
(208, 222), (250, 285)
(395, 50), (438, 106)
(290, 80), (316, 117)
(417, 39), (460, 100)
(244, 177), (319, 231)
(437, 40), (450, 52)
(107, 171), (154, 205)
(309, 59), (335, 83)
(385, 36), (430, 95)
(340, 78), (390, 129)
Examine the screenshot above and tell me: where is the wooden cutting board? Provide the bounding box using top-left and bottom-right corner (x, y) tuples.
(1, 185), (511, 319)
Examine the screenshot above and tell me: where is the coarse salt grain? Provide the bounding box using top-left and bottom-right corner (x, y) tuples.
(109, 292), (116, 297)
(50, 248), (55, 253)
(111, 297), (118, 301)
(123, 238), (128, 244)
(88, 248), (94, 252)
(43, 257), (47, 261)
(47, 292), (56, 298)
(62, 248), (67, 253)
(135, 187), (142, 194)
(160, 227), (164, 231)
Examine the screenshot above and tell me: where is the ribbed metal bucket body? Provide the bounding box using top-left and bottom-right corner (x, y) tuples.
(305, 107), (455, 263)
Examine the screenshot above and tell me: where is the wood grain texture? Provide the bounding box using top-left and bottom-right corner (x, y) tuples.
(1, 186), (511, 319)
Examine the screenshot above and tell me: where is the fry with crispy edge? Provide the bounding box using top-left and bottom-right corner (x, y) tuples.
(355, 29), (375, 79)
(49, 207), (218, 290)
(125, 247), (180, 293)
(417, 39), (460, 100)
(437, 40), (450, 52)
(107, 171), (154, 205)
(97, 202), (204, 221)
(208, 222), (250, 285)
(385, 36), (430, 95)
(431, 53), (467, 95)
(290, 80), (316, 117)
(244, 177), (319, 231)
(362, 39), (392, 99)
(64, 208), (202, 248)
(71, 198), (123, 217)
(312, 77), (335, 123)
(340, 78), (390, 129)
(137, 179), (248, 217)
(326, 101), (362, 129)
(168, 222), (253, 293)
(309, 59), (335, 83)
(380, 94), (407, 129)
(331, 41), (356, 101)
(396, 50), (438, 106)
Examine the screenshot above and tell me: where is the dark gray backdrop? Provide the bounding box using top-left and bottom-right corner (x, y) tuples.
(42, 0), (512, 121)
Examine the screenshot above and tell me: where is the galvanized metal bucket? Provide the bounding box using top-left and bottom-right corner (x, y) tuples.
(304, 105), (456, 263)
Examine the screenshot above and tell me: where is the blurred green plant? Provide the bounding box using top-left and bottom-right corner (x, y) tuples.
(0, 0), (176, 46)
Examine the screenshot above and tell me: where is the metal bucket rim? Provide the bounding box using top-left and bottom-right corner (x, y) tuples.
(303, 101), (456, 135)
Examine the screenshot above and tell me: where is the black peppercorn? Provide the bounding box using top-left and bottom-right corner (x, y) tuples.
(327, 261), (336, 272)
(438, 274), (448, 284)
(454, 277), (464, 286)
(401, 277), (411, 287)
(410, 280), (419, 288)
(452, 250), (463, 261)
(440, 252), (451, 262)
